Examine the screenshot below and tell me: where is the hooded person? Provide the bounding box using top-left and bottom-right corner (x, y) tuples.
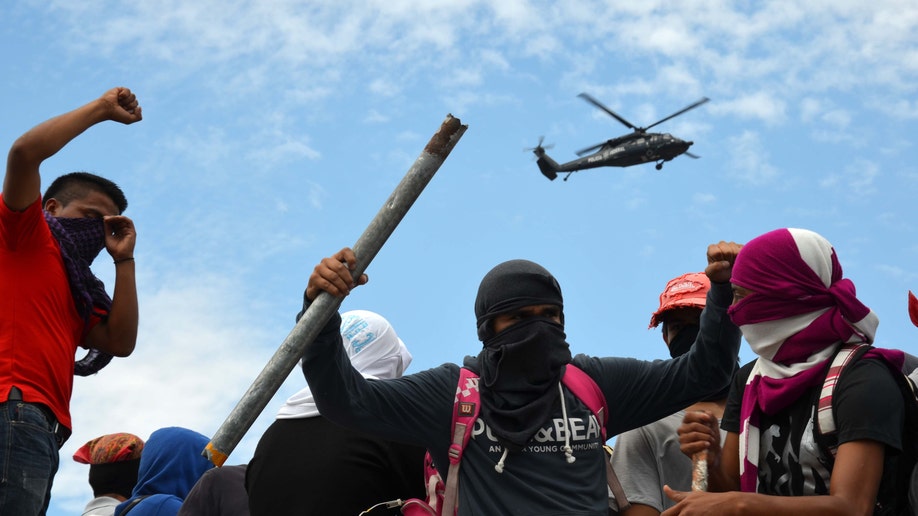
(672, 228), (909, 515)
(298, 245), (741, 516)
(245, 310), (425, 516)
(73, 432), (145, 516)
(114, 427), (213, 516)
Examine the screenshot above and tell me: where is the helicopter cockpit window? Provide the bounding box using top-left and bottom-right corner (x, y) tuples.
(662, 133), (673, 140)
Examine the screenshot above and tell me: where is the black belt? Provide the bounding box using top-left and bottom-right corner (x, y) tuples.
(6, 386), (71, 447)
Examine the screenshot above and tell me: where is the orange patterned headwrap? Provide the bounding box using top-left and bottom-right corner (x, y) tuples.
(73, 432), (144, 465)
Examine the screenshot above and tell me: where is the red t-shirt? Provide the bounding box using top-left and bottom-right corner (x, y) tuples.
(0, 196), (102, 430)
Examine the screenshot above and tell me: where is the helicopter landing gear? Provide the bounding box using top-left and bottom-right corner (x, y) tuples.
(655, 162), (663, 170)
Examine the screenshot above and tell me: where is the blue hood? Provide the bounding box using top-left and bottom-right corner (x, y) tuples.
(115, 427), (213, 515)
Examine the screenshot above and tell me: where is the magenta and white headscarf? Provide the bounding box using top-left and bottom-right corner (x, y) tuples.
(728, 228), (902, 492)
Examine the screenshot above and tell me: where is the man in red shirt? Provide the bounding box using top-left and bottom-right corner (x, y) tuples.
(1, 87), (142, 515)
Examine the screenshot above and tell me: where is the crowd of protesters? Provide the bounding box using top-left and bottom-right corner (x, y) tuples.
(3, 88), (915, 516)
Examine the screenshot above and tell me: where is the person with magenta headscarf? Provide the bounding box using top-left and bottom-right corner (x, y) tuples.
(299, 243), (741, 516)
(670, 228), (908, 516)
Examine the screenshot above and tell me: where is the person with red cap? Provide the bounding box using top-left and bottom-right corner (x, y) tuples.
(609, 272), (738, 516)
(73, 433), (145, 516)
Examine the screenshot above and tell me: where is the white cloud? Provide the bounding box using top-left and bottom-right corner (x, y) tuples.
(38, 0), (918, 118)
(800, 97), (823, 123)
(726, 130), (780, 185)
(693, 192), (716, 204)
(820, 158), (881, 195)
(716, 92), (787, 126)
(369, 78), (402, 98)
(364, 109), (389, 124)
(875, 263), (918, 282)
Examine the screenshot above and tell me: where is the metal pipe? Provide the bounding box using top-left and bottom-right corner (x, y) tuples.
(204, 115), (467, 466)
(692, 450), (708, 491)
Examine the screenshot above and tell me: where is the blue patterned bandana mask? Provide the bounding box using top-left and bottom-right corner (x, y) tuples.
(43, 212), (114, 376)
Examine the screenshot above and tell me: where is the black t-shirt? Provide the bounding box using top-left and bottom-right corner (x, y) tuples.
(722, 357), (904, 509)
(246, 416), (426, 515)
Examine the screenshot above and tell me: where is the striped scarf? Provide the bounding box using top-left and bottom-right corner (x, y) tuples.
(43, 212), (114, 376)
(728, 228), (901, 492)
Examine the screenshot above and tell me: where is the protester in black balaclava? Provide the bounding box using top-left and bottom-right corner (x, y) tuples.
(464, 259), (572, 451)
(300, 244), (744, 516)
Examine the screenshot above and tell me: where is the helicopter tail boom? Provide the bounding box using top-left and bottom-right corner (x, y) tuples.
(535, 151), (561, 180)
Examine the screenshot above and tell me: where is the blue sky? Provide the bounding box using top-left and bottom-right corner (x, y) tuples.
(2, 1), (917, 513)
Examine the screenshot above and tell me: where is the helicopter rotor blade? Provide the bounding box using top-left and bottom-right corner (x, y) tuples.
(577, 93), (638, 131)
(684, 151), (701, 159)
(575, 141), (606, 157)
(644, 97), (710, 131)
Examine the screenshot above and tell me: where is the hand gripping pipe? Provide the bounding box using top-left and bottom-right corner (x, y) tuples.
(204, 115), (467, 466)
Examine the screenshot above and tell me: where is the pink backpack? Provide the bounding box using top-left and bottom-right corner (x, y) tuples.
(400, 364), (630, 515)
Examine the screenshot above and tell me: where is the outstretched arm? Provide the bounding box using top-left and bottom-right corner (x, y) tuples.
(4, 87), (142, 211)
(299, 248), (454, 447)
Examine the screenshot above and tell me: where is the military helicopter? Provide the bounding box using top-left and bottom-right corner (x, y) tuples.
(532, 93), (710, 181)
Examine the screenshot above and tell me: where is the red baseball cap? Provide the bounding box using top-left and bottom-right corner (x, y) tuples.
(649, 272), (710, 329)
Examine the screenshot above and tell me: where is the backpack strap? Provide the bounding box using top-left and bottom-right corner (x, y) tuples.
(815, 343), (871, 455)
(441, 368), (481, 516)
(561, 364), (608, 440)
(562, 364), (630, 512)
(814, 344), (918, 514)
(119, 495), (150, 515)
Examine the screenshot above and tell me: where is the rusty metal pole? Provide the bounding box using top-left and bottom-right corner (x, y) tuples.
(204, 115), (467, 466)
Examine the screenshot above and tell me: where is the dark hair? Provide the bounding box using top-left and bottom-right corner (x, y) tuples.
(88, 459), (141, 498)
(43, 172), (128, 214)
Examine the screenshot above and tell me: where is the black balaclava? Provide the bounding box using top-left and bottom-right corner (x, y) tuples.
(465, 259), (572, 451)
(666, 324), (699, 359)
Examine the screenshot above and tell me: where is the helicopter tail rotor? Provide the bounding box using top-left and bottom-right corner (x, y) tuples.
(525, 136), (554, 154)
(527, 138), (562, 181)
